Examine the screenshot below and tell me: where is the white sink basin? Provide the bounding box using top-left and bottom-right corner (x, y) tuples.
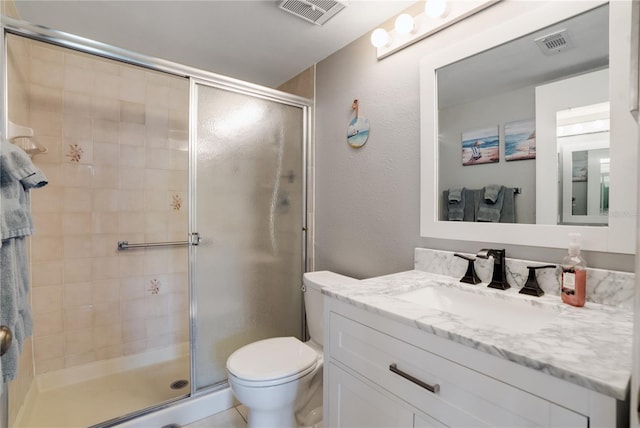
(394, 285), (561, 334)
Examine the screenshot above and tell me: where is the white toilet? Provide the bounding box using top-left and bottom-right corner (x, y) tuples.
(226, 271), (357, 428)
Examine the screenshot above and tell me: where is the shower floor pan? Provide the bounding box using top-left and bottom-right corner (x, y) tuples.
(20, 356), (189, 428)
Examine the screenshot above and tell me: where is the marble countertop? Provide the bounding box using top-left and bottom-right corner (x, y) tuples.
(322, 269), (632, 400)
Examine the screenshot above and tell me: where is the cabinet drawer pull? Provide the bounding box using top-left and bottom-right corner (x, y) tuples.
(389, 363), (440, 394)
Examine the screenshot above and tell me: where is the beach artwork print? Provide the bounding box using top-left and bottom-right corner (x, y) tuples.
(461, 126), (499, 166)
(505, 119), (536, 161)
(347, 116), (370, 148)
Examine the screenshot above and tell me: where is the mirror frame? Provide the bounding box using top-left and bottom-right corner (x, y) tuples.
(419, 0), (638, 254)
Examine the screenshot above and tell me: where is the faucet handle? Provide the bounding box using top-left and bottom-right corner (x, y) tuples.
(454, 253), (481, 284)
(519, 265), (556, 297)
(478, 248), (510, 290)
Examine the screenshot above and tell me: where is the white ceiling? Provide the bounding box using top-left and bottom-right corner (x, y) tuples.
(438, 4), (608, 109)
(14, 0), (415, 88)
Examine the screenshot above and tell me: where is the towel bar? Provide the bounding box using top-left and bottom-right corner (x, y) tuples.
(117, 240), (189, 251)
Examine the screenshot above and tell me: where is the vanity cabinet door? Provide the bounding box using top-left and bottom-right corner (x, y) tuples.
(327, 362), (424, 428)
(549, 404), (589, 428)
(413, 411), (448, 428)
(329, 311), (589, 428)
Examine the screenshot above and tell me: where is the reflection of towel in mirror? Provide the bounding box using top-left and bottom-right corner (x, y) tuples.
(1, 139), (48, 383)
(448, 187), (463, 203)
(483, 184), (503, 203)
(477, 186), (504, 222)
(447, 187), (465, 221)
(500, 189), (516, 223)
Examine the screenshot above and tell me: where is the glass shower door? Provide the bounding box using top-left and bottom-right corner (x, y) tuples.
(191, 81), (306, 391)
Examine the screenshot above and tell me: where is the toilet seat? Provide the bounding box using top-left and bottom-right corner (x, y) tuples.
(227, 337), (318, 387)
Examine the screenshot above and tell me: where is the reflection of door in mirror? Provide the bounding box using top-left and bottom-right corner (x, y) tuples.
(557, 102), (610, 225)
(535, 67), (609, 225)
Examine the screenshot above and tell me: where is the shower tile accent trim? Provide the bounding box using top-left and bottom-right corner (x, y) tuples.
(171, 194), (182, 211)
(65, 143), (83, 162)
(414, 248), (634, 309)
(149, 278), (161, 295)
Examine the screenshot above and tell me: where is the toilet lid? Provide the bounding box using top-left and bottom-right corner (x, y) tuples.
(227, 337), (317, 382)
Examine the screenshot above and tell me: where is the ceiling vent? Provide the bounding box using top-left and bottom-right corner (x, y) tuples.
(279, 0), (346, 26)
(535, 29), (574, 56)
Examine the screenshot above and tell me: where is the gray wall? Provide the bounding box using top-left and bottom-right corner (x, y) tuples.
(314, 1), (634, 278)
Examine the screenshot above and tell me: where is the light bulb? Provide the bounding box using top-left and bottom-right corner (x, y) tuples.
(370, 28), (390, 48)
(394, 14), (415, 35)
(425, 0), (448, 18)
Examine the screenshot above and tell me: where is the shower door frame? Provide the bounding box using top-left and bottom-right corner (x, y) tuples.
(188, 77), (311, 393)
(0, 15), (312, 426)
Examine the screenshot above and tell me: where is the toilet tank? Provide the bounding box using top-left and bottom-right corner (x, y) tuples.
(303, 271), (358, 347)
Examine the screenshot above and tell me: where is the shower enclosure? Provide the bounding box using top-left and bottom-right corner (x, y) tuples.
(1, 17), (310, 427)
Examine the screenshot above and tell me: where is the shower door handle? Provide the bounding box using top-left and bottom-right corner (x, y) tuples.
(0, 326), (12, 357)
(190, 232), (202, 246)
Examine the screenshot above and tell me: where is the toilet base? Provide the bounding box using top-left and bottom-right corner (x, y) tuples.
(247, 407), (297, 428)
(297, 405), (322, 428)
(229, 369), (314, 428)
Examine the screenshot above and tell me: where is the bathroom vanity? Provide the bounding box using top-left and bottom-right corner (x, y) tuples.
(322, 251), (633, 427)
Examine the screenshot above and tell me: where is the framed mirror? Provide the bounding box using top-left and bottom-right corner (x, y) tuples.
(420, 0), (638, 253)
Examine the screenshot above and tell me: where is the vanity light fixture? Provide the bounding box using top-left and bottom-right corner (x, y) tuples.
(370, 28), (391, 48)
(424, 0), (448, 19)
(370, 0), (499, 60)
(395, 14), (415, 35)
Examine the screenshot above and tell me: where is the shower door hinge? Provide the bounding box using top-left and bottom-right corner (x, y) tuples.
(190, 232), (201, 246)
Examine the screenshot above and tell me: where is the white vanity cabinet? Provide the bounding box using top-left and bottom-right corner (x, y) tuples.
(324, 298), (622, 428)
(328, 362), (438, 427)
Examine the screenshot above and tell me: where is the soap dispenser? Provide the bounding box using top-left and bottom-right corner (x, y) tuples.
(560, 233), (587, 307)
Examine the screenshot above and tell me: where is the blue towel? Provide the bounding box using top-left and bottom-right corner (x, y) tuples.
(483, 184), (503, 203)
(1, 140), (47, 240)
(0, 239), (31, 383)
(1, 139), (47, 383)
(477, 186), (505, 222)
(448, 187), (463, 203)
(447, 188), (466, 221)
(500, 188), (516, 223)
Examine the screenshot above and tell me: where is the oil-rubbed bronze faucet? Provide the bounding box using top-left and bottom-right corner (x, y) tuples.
(454, 253), (481, 284)
(476, 249), (511, 290)
(520, 265), (556, 296)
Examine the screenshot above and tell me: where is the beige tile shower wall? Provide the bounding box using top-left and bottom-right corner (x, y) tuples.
(1, 0), (21, 18)
(23, 39), (190, 374)
(6, 35), (35, 428)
